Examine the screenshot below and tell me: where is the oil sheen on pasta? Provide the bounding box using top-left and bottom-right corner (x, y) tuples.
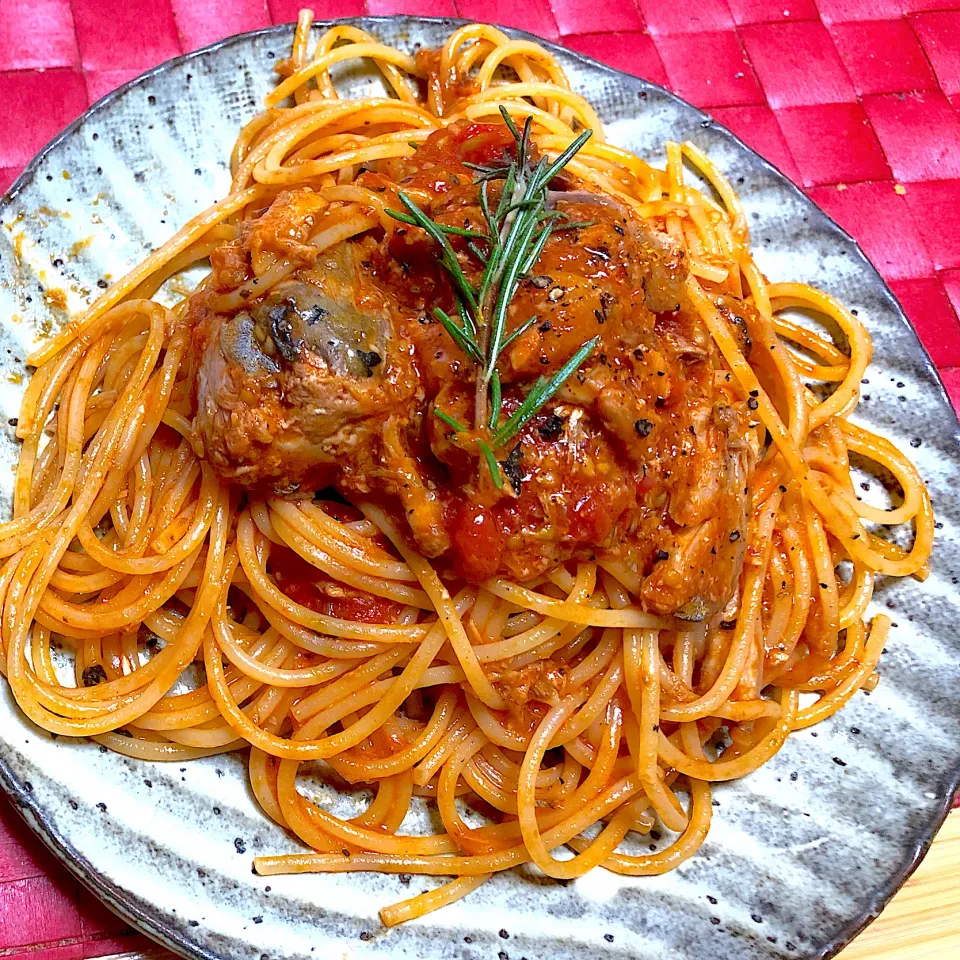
(0, 9), (934, 927)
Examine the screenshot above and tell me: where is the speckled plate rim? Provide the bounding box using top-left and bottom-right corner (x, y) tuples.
(1, 16), (958, 960)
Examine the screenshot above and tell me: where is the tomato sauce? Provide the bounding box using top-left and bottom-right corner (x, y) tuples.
(270, 546), (402, 624)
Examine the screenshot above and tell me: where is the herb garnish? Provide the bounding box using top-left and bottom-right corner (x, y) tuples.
(387, 107), (598, 488)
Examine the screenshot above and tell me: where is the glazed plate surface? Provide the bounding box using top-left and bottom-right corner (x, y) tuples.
(0, 17), (958, 960)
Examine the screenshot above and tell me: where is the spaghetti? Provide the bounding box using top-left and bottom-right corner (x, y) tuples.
(0, 10), (934, 927)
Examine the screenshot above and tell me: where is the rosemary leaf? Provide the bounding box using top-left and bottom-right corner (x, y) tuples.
(392, 193), (478, 311)
(438, 223), (488, 240)
(494, 336), (599, 447)
(519, 116), (532, 171)
(434, 307), (483, 363)
(467, 240), (489, 265)
(479, 181), (496, 237)
(552, 219), (598, 232)
(499, 104), (522, 145)
(520, 223), (557, 276)
(495, 164), (518, 219)
(434, 408), (467, 433)
(472, 168), (513, 183)
(500, 314), (539, 351)
(531, 128), (593, 192)
(489, 369), (502, 430)
(456, 296), (476, 338)
(477, 439), (503, 489)
(389, 209), (487, 239)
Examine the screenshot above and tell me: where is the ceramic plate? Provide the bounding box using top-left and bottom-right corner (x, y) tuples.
(1, 17), (959, 960)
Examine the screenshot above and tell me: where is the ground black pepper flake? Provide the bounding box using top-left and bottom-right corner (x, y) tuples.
(234, 838), (247, 854)
(537, 413), (564, 441)
(833, 757), (847, 767)
(707, 895), (718, 905)
(720, 619), (736, 630)
(654, 549), (669, 562)
(710, 917), (721, 926)
(747, 397), (759, 410)
(499, 929), (509, 939)
(359, 932), (372, 941)
(634, 418), (653, 437)
(501, 444), (524, 494)
(604, 934), (614, 942)
(729, 530), (741, 542)
(751, 914), (763, 923)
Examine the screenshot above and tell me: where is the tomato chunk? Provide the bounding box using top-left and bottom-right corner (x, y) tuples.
(271, 547), (402, 623)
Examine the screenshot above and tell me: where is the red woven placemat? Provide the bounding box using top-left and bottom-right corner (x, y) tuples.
(1, 1), (959, 956)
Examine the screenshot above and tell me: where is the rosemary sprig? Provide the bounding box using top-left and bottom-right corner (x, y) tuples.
(387, 107), (597, 488)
